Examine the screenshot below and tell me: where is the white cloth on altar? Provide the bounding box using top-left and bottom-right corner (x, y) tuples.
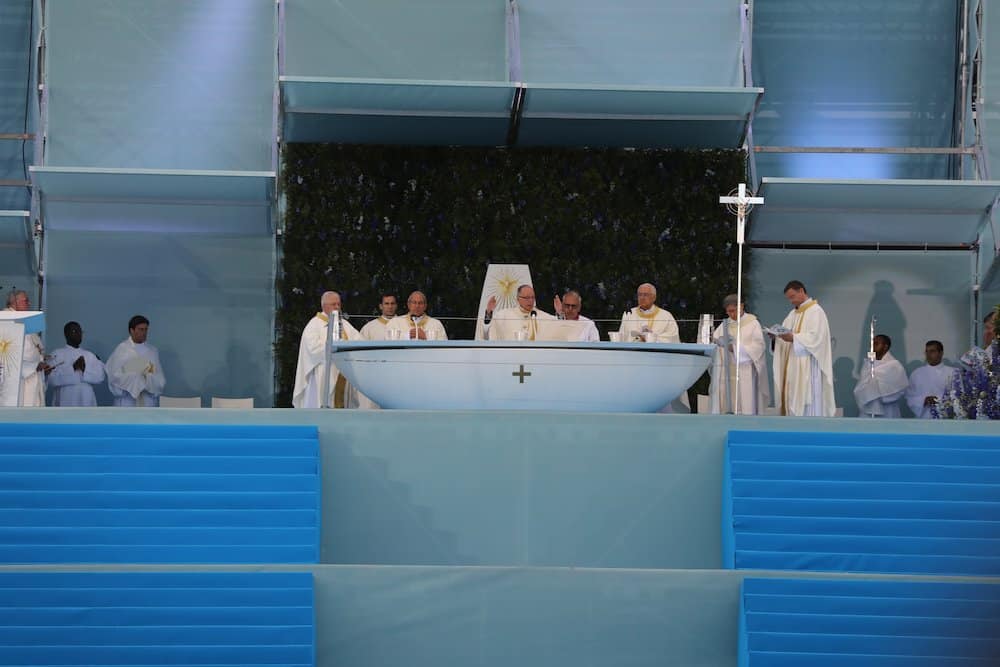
(905, 362), (956, 419)
(360, 316), (392, 341)
(107, 338), (166, 407)
(292, 312), (361, 409)
(386, 313), (448, 340)
(617, 306), (680, 343)
(772, 298), (836, 417)
(47, 345), (105, 407)
(484, 307), (556, 341)
(709, 313), (770, 415)
(853, 351), (908, 418)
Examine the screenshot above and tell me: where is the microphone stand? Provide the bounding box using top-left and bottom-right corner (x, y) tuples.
(867, 315), (877, 418)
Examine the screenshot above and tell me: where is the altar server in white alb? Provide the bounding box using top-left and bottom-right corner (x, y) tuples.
(709, 294), (770, 415)
(617, 283), (680, 343)
(553, 290), (600, 342)
(360, 293), (398, 341)
(905, 340), (955, 419)
(4, 290), (46, 407)
(292, 291), (362, 409)
(482, 284), (555, 341)
(48, 321), (105, 407)
(770, 280), (836, 417)
(107, 315), (166, 407)
(853, 334), (909, 418)
(386, 291), (448, 340)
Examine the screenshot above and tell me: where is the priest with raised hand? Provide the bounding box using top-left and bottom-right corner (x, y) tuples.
(292, 291), (361, 409)
(48, 321), (105, 407)
(482, 284), (555, 341)
(709, 294), (769, 415)
(770, 280), (836, 417)
(4, 289), (46, 407)
(854, 334), (908, 418)
(386, 290), (448, 340)
(553, 290), (600, 342)
(617, 283), (680, 343)
(360, 293), (398, 341)
(905, 340), (956, 419)
(107, 315), (166, 407)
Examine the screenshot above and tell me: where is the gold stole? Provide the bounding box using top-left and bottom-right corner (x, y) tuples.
(317, 312), (350, 409)
(780, 300), (817, 416)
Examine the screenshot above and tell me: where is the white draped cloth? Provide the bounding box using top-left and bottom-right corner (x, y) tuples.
(709, 313), (770, 415)
(386, 313), (449, 340)
(4, 307), (44, 407)
(853, 351), (909, 418)
(107, 338), (166, 407)
(48, 345), (105, 407)
(570, 315), (600, 342)
(772, 298), (836, 417)
(292, 312), (361, 409)
(905, 362), (956, 419)
(360, 316), (391, 341)
(484, 307), (556, 341)
(617, 306), (680, 343)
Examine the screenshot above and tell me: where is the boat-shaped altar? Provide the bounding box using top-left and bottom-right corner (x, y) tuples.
(331, 340), (715, 412)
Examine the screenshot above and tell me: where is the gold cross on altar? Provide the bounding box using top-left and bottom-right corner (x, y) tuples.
(511, 364), (532, 383)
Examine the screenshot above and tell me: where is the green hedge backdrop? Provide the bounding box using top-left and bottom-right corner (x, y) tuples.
(277, 144), (747, 407)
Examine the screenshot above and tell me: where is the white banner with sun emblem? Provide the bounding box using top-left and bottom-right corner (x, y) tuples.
(475, 264), (532, 340)
(0, 321), (25, 407)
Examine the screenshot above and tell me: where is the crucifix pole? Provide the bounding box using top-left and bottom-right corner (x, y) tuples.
(719, 183), (764, 414)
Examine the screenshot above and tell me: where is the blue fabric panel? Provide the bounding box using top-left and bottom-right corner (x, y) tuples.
(0, 424), (320, 563)
(0, 572), (314, 666)
(724, 430), (1000, 575)
(740, 578), (1000, 667)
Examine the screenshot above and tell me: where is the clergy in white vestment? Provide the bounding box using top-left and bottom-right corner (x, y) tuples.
(853, 334), (908, 418)
(905, 340), (956, 419)
(482, 284), (556, 341)
(292, 291), (362, 409)
(553, 290), (600, 342)
(4, 290), (47, 407)
(386, 291), (449, 340)
(617, 283), (680, 343)
(360, 293), (398, 341)
(709, 294), (770, 415)
(48, 321), (105, 407)
(770, 280), (836, 417)
(106, 315), (166, 407)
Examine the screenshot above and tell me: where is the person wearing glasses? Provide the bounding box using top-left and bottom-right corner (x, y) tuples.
(482, 284), (555, 341)
(617, 283), (680, 343)
(553, 289), (600, 342)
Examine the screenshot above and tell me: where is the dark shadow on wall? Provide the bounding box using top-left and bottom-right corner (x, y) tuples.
(857, 280), (907, 375)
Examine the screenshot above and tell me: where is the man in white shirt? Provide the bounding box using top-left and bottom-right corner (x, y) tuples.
(360, 293), (398, 341)
(48, 321), (106, 407)
(292, 291), (362, 408)
(553, 290), (600, 342)
(853, 334), (908, 418)
(770, 280), (836, 417)
(482, 284), (555, 341)
(3, 289), (47, 406)
(617, 283), (680, 343)
(906, 340), (956, 419)
(106, 315), (166, 407)
(386, 291), (448, 340)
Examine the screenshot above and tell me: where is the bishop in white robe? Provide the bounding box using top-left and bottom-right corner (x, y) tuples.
(4, 291), (45, 407)
(292, 291), (362, 409)
(617, 283), (680, 343)
(853, 335), (908, 418)
(553, 291), (600, 342)
(709, 296), (770, 415)
(48, 321), (105, 407)
(386, 291), (448, 340)
(771, 281), (836, 417)
(483, 285), (555, 341)
(106, 315), (166, 407)
(905, 340), (956, 419)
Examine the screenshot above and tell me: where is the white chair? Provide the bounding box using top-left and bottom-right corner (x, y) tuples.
(159, 396), (201, 408)
(211, 397), (254, 409)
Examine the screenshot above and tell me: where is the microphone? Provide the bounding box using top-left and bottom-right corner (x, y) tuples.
(530, 310), (537, 318)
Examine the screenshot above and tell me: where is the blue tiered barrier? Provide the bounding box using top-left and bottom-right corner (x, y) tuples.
(723, 430), (1000, 575)
(0, 572), (314, 667)
(0, 423), (320, 563)
(738, 577), (1000, 667)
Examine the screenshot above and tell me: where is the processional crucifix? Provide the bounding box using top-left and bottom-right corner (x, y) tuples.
(719, 183), (763, 415)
